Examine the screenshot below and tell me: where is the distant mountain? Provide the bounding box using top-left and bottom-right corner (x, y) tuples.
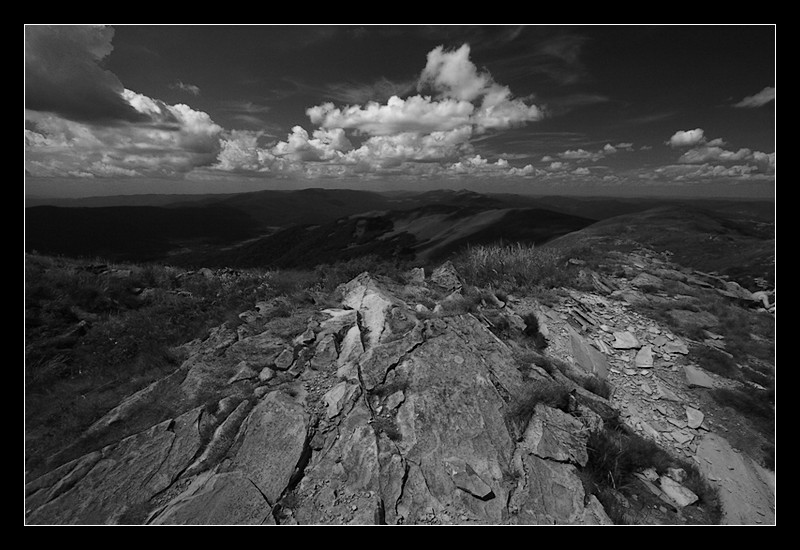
(24, 188), (775, 270)
(178, 203), (595, 270)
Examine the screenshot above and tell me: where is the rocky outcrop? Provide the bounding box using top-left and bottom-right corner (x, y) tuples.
(25, 255), (773, 525)
(25, 271), (616, 525)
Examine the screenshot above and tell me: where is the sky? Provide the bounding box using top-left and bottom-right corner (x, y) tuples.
(24, 24), (776, 199)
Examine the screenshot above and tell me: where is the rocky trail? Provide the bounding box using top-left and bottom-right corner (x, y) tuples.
(24, 250), (775, 525)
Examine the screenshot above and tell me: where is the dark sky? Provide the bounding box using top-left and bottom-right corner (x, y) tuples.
(24, 25), (775, 198)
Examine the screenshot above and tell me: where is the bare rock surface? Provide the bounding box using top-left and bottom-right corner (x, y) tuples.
(26, 256), (774, 525)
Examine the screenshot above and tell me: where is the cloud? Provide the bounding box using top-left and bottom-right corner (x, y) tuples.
(323, 77), (418, 104)
(666, 129), (775, 176)
(667, 128), (706, 148)
(307, 95), (475, 136)
(25, 25), (147, 124)
(733, 86), (775, 108)
(25, 26), (229, 179)
(26, 93), (224, 178)
(551, 143), (632, 163)
(418, 44), (493, 102)
(416, 44), (543, 131)
(169, 80), (201, 96)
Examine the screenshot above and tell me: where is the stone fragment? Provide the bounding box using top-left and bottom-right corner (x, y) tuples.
(658, 476), (698, 508)
(569, 327), (609, 380)
(612, 331), (641, 350)
(273, 348), (295, 371)
(685, 406), (705, 429)
(634, 345), (654, 369)
(228, 362), (258, 384)
(311, 334), (338, 369)
(684, 364), (715, 389)
(386, 390), (405, 410)
(444, 457), (494, 500)
(663, 339), (689, 355)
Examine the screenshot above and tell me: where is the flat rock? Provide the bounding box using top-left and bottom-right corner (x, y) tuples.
(228, 362), (259, 384)
(229, 391), (310, 504)
(569, 327), (609, 380)
(663, 339), (689, 355)
(658, 476), (698, 508)
(444, 457), (494, 500)
(322, 382), (360, 419)
(612, 331), (642, 350)
(684, 364), (715, 389)
(273, 348), (295, 371)
(319, 308), (358, 336)
(311, 333), (338, 369)
(685, 406), (705, 429)
(150, 471), (273, 525)
(634, 346), (654, 369)
(27, 407), (204, 524)
(511, 455), (612, 525)
(520, 404), (589, 467)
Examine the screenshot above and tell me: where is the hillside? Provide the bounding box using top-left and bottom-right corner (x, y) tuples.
(24, 198), (775, 525)
(180, 205), (594, 270)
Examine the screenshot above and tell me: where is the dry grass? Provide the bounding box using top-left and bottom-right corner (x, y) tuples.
(453, 242), (572, 292)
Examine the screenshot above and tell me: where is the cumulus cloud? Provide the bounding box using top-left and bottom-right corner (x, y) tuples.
(25, 25), (147, 124)
(551, 143), (632, 163)
(307, 96), (475, 136)
(418, 44), (493, 102)
(667, 128), (706, 148)
(668, 129), (775, 177)
(26, 93), (224, 178)
(733, 86), (775, 108)
(25, 26), (228, 179)
(244, 43), (545, 178)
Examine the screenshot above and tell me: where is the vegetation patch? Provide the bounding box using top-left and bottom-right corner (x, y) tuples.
(710, 387), (774, 440)
(688, 344), (738, 379)
(582, 423), (722, 525)
(506, 379), (571, 436)
(454, 242), (575, 293)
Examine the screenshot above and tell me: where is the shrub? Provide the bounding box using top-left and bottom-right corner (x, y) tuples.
(583, 425), (722, 524)
(521, 312), (548, 350)
(582, 376), (613, 399)
(453, 242), (571, 292)
(507, 379), (571, 435)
